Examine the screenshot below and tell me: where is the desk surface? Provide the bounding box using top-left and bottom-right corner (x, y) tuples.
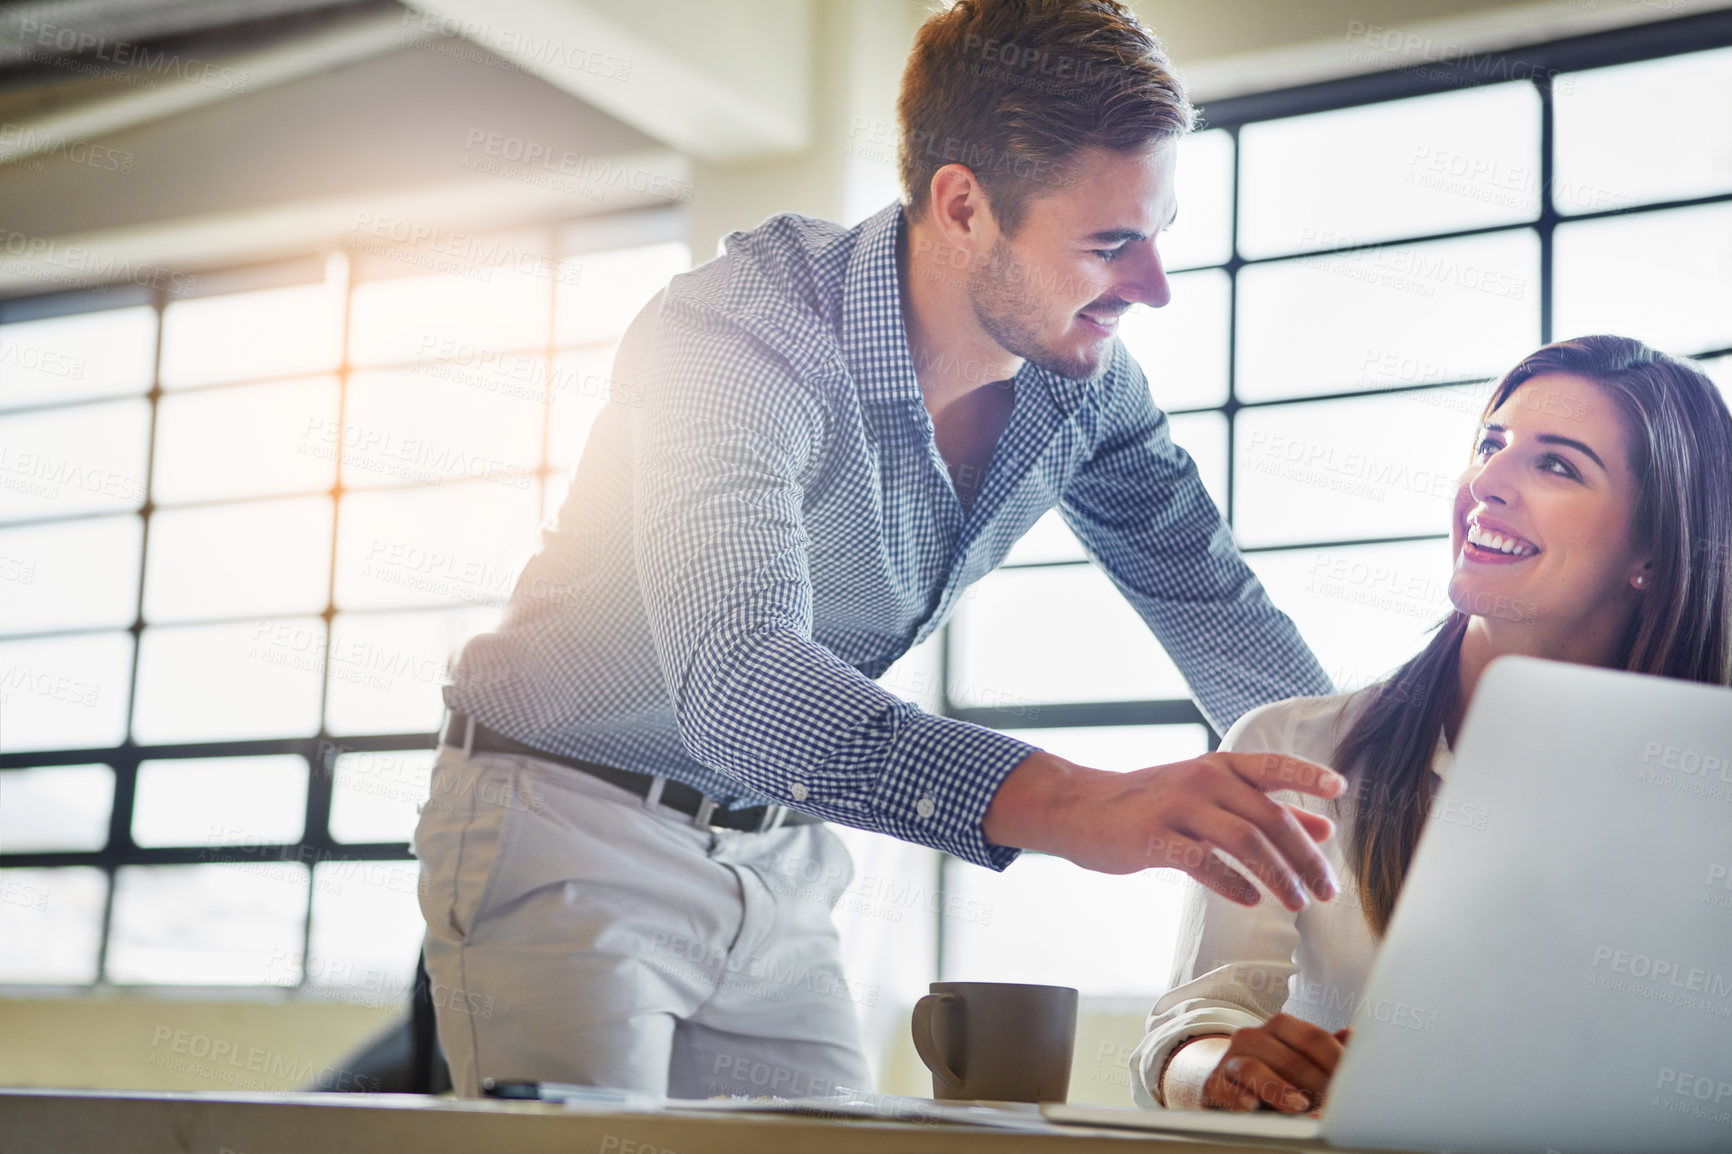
(0, 1088), (1347, 1154)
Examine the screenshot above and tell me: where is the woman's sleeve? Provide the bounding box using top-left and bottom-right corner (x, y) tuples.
(1128, 702), (1306, 1107)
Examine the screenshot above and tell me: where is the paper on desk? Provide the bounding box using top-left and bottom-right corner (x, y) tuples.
(663, 1091), (1061, 1131)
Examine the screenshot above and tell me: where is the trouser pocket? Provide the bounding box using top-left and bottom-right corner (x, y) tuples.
(414, 751), (521, 944)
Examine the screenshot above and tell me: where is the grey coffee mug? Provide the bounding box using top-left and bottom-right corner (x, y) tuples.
(911, 981), (1078, 1103)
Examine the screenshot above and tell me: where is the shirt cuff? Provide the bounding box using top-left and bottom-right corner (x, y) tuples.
(869, 709), (1039, 870)
(1130, 1006), (1269, 1107)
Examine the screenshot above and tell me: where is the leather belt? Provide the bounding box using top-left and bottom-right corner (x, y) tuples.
(440, 712), (817, 833)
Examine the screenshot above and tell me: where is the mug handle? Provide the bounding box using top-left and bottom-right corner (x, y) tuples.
(911, 992), (963, 1091)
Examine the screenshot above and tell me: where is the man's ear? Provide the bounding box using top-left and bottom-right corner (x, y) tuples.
(926, 164), (998, 253)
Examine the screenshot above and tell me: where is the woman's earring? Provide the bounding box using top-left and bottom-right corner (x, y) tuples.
(1632, 573), (1648, 589)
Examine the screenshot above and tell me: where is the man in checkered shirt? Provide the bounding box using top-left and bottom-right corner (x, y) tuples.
(414, 0), (1344, 1099)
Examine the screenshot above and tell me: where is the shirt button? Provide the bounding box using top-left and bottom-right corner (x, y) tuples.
(790, 782), (810, 802)
(915, 796), (936, 820)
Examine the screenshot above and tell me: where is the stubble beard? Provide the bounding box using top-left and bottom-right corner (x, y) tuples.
(968, 235), (1110, 383)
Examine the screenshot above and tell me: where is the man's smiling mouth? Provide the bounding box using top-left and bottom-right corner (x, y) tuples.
(1077, 307), (1123, 333)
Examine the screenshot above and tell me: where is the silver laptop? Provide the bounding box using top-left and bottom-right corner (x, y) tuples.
(1046, 655), (1732, 1154)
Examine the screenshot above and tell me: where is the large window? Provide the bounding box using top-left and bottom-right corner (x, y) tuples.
(932, 32), (1732, 1001)
(0, 209), (690, 995)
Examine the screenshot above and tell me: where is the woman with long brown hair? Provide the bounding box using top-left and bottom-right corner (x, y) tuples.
(1130, 335), (1732, 1114)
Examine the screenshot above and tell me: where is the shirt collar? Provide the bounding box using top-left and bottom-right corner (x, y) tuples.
(841, 202), (924, 408)
(840, 201), (1109, 421)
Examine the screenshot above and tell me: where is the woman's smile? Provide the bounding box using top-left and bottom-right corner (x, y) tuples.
(1460, 515), (1542, 564)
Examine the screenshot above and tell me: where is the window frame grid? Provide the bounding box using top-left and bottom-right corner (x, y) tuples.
(0, 207), (686, 991)
(942, 7), (1732, 732)
(931, 9), (1732, 979)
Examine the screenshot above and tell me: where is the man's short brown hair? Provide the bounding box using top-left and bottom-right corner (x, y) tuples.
(897, 0), (1193, 235)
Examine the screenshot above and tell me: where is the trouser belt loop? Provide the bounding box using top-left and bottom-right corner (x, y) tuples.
(644, 774), (666, 810)
(756, 805), (788, 833)
(460, 712), (475, 758)
(692, 797), (718, 828)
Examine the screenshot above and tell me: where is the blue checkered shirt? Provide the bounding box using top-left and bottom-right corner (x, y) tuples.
(444, 201), (1332, 869)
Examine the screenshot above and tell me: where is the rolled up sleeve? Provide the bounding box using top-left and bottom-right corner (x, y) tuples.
(1129, 874), (1300, 1106)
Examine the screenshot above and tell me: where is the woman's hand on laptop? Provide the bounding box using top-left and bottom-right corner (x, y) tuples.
(1171, 1016), (1348, 1113)
(983, 749), (1345, 912)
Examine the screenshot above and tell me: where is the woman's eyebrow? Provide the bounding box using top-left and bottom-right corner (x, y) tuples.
(1537, 434), (1606, 471)
(1482, 422), (1607, 471)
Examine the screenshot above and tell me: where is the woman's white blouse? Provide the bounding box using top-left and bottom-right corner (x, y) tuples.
(1128, 688), (1454, 1107)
